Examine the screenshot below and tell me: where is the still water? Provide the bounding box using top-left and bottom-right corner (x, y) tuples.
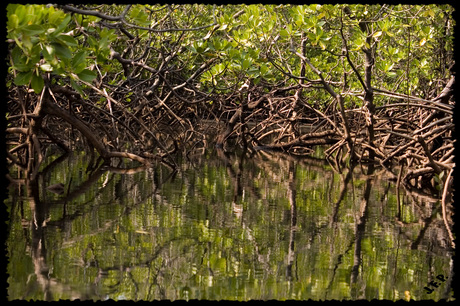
(6, 147), (454, 301)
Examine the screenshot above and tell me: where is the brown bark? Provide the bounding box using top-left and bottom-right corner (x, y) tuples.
(41, 99), (110, 158)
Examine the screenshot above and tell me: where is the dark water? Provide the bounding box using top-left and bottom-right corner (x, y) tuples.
(5, 147), (454, 301)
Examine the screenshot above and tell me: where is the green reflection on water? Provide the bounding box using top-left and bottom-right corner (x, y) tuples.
(6, 148), (454, 301)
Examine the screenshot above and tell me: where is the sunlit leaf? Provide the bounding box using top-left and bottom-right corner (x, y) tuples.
(40, 63), (53, 72)
(21, 24), (45, 35)
(7, 13), (19, 31)
(54, 14), (71, 35)
(242, 59), (251, 70)
(387, 71), (397, 78)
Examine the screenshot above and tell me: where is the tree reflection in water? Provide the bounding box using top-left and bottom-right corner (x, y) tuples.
(5, 147), (454, 301)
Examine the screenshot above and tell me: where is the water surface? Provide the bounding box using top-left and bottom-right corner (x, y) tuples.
(6, 148), (454, 301)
